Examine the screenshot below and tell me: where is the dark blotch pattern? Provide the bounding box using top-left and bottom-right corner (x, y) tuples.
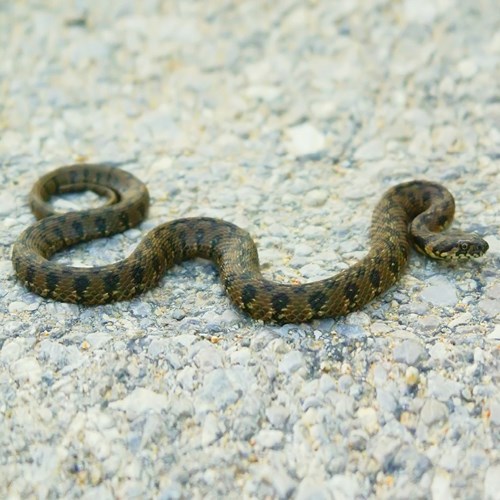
(103, 273), (120, 294)
(438, 214), (448, 227)
(196, 228), (205, 246)
(12, 164), (488, 323)
(132, 264), (145, 288)
(370, 269), (380, 289)
(119, 212), (130, 229)
(272, 293), (290, 314)
(344, 282), (358, 302)
(309, 290), (327, 313)
(389, 257), (400, 276)
(74, 276), (90, 297)
(26, 264), (36, 285)
(241, 284), (257, 308)
(95, 217), (107, 236)
(45, 272), (59, 294)
(72, 221), (84, 239)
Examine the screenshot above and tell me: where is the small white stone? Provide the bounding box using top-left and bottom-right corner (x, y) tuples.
(255, 429), (284, 449)
(201, 413), (224, 446)
(109, 388), (169, 420)
(420, 398), (449, 426)
(299, 263), (324, 279)
(420, 276), (458, 307)
(293, 243), (313, 257)
(487, 324), (500, 341)
(0, 192), (17, 216)
(448, 312), (472, 328)
(479, 297), (500, 316)
(0, 339), (24, 363)
(431, 468), (452, 499)
(427, 373), (462, 401)
(86, 333), (111, 350)
(328, 473), (360, 500)
(353, 139), (385, 161)
(405, 366), (420, 387)
(278, 350), (305, 375)
(11, 356), (42, 383)
(376, 389), (398, 414)
(403, 0), (437, 23)
(9, 300), (40, 313)
(356, 407), (379, 434)
(296, 477), (331, 500)
(284, 123), (326, 157)
(489, 398), (500, 426)
(393, 339), (429, 366)
(265, 404), (290, 429)
(304, 189), (329, 207)
(193, 343), (224, 370)
(457, 58), (478, 78)
(199, 369), (241, 410)
(484, 464), (500, 500)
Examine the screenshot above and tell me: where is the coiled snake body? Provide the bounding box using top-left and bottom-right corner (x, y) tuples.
(12, 164), (488, 323)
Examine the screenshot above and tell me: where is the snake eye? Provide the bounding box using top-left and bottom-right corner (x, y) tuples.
(459, 242), (469, 251)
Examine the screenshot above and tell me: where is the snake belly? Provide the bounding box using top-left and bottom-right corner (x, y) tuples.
(11, 164), (488, 323)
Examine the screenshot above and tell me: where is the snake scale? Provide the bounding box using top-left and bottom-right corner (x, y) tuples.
(12, 164), (488, 323)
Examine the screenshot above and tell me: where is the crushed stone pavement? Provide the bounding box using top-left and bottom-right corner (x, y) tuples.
(1, 1), (499, 498)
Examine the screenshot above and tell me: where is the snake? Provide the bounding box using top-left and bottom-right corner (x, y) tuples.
(11, 163), (489, 323)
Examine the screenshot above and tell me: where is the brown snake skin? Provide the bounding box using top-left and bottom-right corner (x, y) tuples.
(12, 164), (489, 323)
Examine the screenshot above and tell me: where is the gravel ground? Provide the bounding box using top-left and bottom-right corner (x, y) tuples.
(1, 1), (499, 498)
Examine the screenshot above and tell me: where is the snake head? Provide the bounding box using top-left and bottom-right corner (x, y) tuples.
(427, 231), (489, 260)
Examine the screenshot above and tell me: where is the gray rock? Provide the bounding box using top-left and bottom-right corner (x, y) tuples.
(420, 399), (449, 426)
(198, 368), (247, 410)
(420, 276), (458, 307)
(278, 350), (305, 375)
(284, 122), (326, 158)
(254, 429), (284, 449)
(484, 464), (500, 500)
(390, 446), (432, 481)
(427, 373), (462, 401)
(296, 477), (332, 500)
(393, 339), (429, 366)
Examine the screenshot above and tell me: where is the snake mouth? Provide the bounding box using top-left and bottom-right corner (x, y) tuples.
(431, 238), (489, 260)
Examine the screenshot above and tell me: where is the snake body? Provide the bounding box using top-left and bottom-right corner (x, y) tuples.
(12, 164), (488, 323)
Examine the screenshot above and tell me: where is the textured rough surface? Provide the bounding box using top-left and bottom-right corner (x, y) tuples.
(1, 1), (499, 498)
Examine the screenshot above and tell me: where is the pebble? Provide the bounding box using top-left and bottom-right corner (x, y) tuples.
(328, 474), (360, 500)
(405, 366), (420, 387)
(278, 350), (305, 375)
(255, 429), (284, 449)
(265, 404), (290, 429)
(109, 388), (169, 421)
(295, 477), (331, 500)
(484, 464), (500, 500)
(427, 373), (461, 401)
(11, 356), (42, 384)
(393, 339), (429, 366)
(199, 369), (244, 410)
(420, 276), (458, 307)
(431, 469), (453, 499)
(487, 324), (500, 341)
(0, 192), (17, 216)
(201, 413), (225, 446)
(420, 399), (449, 426)
(304, 189), (329, 207)
(353, 139), (385, 161)
(284, 122), (326, 158)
